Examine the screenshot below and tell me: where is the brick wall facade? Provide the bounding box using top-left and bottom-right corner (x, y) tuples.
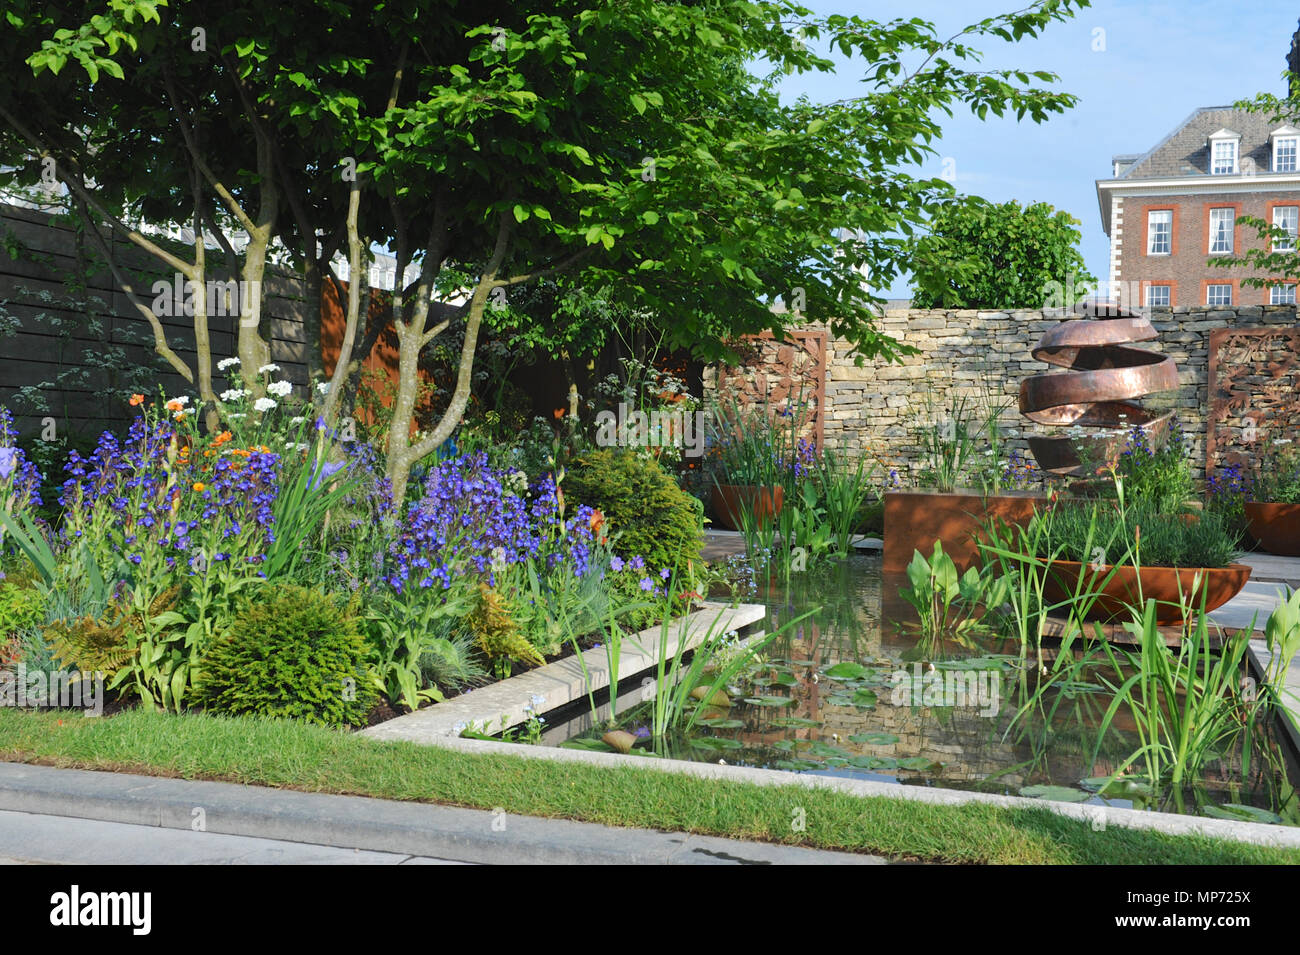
(1117, 190), (1300, 306)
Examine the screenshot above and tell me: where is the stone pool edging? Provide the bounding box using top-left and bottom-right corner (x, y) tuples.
(414, 733), (1300, 851)
(361, 601), (768, 743)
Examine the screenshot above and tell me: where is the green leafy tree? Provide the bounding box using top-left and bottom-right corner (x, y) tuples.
(4, 0), (1090, 501)
(911, 197), (1095, 309)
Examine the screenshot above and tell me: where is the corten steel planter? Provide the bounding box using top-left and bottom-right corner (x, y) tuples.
(882, 489), (1048, 575)
(1041, 560), (1251, 627)
(1245, 502), (1300, 557)
(1019, 308), (1178, 477)
(711, 484), (784, 531)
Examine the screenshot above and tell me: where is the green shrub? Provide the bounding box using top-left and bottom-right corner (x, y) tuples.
(0, 564), (45, 641)
(195, 585), (376, 727)
(564, 449), (703, 573)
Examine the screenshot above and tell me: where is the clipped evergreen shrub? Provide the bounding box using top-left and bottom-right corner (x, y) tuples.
(195, 585), (375, 727)
(564, 449), (703, 573)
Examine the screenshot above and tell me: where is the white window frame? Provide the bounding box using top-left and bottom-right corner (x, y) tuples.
(1146, 210), (1172, 255)
(1270, 284), (1297, 304)
(1211, 139), (1239, 175)
(1144, 284), (1171, 307)
(1273, 206), (1298, 253)
(1208, 208), (1235, 254)
(1206, 283), (1232, 306)
(1275, 137), (1299, 172)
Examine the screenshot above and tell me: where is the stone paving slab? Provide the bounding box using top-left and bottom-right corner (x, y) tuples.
(361, 601), (766, 743)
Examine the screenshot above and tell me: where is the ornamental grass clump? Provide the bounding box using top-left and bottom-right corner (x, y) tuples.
(1250, 438), (1300, 504)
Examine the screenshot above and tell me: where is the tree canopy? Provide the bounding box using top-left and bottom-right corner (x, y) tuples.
(910, 196), (1094, 309)
(1, 0), (1091, 498)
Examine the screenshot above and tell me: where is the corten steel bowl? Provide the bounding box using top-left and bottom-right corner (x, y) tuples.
(1019, 309), (1178, 477)
(1244, 502), (1300, 557)
(711, 484), (784, 530)
(1041, 560), (1251, 627)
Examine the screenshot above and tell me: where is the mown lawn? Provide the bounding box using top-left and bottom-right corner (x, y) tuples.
(0, 708), (1295, 864)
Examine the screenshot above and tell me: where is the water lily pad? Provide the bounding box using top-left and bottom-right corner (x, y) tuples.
(934, 655), (1012, 671)
(602, 730), (638, 754)
(771, 717), (823, 728)
(1202, 803), (1283, 824)
(744, 695), (795, 707)
(774, 758), (820, 771)
(769, 671), (799, 686)
(1079, 776), (1153, 797)
(848, 755), (897, 770)
(824, 757), (850, 768)
(698, 718), (745, 729)
(823, 662), (872, 681)
(849, 732), (899, 745)
(808, 741), (851, 758)
(691, 686), (731, 706)
(772, 739), (797, 752)
(851, 688), (878, 707)
(897, 756), (938, 771)
(560, 738), (613, 752)
(827, 694), (856, 707)
(1018, 784), (1091, 803)
(689, 736), (745, 751)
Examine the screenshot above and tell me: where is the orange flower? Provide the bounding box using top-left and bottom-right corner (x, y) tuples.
(129, 394), (144, 407)
(212, 430), (233, 447)
(193, 482), (206, 492)
(166, 399), (183, 412)
(553, 407), (566, 420)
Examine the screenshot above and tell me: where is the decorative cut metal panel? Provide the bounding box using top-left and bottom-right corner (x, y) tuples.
(1206, 325), (1300, 479)
(716, 330), (827, 450)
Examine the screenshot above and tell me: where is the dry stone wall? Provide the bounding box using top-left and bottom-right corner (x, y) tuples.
(711, 305), (1299, 483)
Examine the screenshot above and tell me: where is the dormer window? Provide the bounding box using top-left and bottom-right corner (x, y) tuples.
(1208, 129), (1240, 174)
(1272, 125), (1300, 171)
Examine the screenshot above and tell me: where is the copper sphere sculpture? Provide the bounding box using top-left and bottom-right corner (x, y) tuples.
(1019, 305), (1178, 477)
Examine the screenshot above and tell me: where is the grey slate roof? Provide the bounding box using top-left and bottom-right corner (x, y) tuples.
(1119, 106), (1299, 179)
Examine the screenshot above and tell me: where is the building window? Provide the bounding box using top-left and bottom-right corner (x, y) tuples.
(1276, 137), (1299, 172)
(1145, 285), (1171, 307)
(1146, 210), (1172, 255)
(1208, 208), (1235, 254)
(1206, 284), (1232, 306)
(1273, 206), (1298, 252)
(1212, 140), (1238, 174)
(1270, 284), (1297, 304)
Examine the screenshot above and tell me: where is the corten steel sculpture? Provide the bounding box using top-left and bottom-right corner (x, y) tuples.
(1019, 306), (1179, 477)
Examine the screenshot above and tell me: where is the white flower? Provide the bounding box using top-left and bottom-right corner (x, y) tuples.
(1275, 438), (1293, 446)
(217, 357), (241, 371)
(166, 395), (190, 406)
(253, 397), (277, 413)
(266, 380), (293, 398)
(257, 363), (280, 375)
(227, 412), (247, 420)
(316, 381), (331, 395)
(220, 388), (247, 402)
(530, 694), (546, 708)
(290, 416), (306, 425)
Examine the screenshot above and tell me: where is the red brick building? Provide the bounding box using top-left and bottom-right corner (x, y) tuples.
(1097, 107), (1300, 307)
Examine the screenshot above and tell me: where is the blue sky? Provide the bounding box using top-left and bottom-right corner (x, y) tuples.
(780, 0), (1300, 297)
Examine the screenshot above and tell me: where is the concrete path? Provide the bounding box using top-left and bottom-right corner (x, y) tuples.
(0, 810), (468, 865)
(0, 763), (885, 865)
